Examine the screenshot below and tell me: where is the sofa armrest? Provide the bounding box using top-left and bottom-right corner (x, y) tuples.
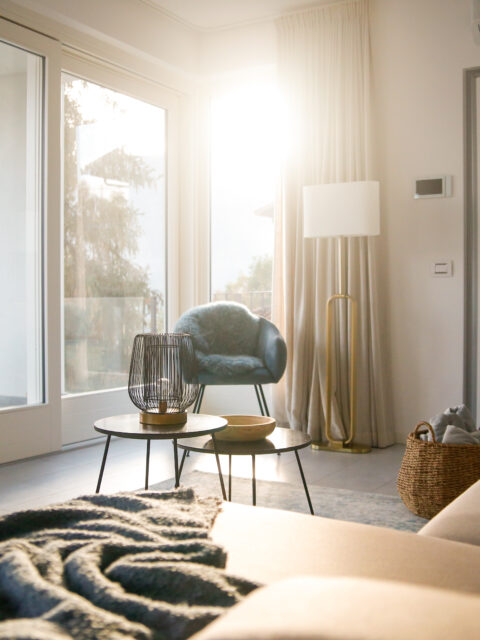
(418, 479), (480, 546)
(191, 576), (480, 640)
(211, 502), (480, 593)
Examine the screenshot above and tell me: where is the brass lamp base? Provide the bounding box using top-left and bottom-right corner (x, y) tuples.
(140, 411), (187, 426)
(312, 440), (371, 454)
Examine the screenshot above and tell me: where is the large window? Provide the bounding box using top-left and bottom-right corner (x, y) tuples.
(210, 80), (281, 319)
(0, 40), (44, 409)
(62, 75), (166, 395)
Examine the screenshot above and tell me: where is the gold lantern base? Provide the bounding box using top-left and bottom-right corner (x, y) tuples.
(312, 440), (371, 454)
(140, 411), (187, 426)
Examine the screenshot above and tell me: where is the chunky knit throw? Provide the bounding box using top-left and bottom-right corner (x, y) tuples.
(0, 488), (258, 640)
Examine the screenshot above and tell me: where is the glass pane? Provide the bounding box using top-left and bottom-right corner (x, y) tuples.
(210, 80), (280, 319)
(0, 41), (44, 409)
(63, 75), (166, 394)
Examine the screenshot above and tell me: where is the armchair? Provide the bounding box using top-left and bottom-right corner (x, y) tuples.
(173, 302), (287, 415)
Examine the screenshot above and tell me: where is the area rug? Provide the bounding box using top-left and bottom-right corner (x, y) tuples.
(152, 471), (427, 533)
(0, 488), (258, 640)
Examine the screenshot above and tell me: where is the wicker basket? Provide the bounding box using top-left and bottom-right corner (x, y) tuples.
(397, 421), (480, 519)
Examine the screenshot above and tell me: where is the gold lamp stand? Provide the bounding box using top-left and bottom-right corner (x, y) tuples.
(312, 236), (371, 453)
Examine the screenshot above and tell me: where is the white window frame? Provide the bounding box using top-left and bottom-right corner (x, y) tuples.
(0, 18), (62, 464)
(0, 15), (186, 458)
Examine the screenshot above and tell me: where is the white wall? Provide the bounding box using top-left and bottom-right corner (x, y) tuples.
(0, 0), (199, 95)
(199, 20), (276, 77)
(371, 0), (480, 441)
(44, 0), (200, 73)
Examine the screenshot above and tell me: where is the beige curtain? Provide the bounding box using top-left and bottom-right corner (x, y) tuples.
(272, 0), (393, 447)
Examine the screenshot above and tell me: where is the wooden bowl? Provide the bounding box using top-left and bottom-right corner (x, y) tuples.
(216, 415), (276, 442)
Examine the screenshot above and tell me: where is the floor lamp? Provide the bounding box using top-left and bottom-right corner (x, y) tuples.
(303, 181), (380, 453)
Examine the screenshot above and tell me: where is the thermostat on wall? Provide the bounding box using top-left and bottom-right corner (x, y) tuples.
(414, 175), (452, 199)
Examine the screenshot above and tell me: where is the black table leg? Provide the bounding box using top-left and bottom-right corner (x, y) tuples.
(173, 439), (179, 488)
(96, 435), (111, 494)
(193, 385), (205, 414)
(192, 393), (199, 414)
(228, 454), (232, 501)
(252, 455), (256, 506)
(295, 449), (314, 515)
(178, 448), (187, 481)
(212, 434), (227, 500)
(145, 439), (151, 490)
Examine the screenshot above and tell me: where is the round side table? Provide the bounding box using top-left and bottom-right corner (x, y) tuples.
(93, 413), (227, 498)
(178, 428), (314, 514)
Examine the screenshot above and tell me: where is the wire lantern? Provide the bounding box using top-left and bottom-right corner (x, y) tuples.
(128, 333), (199, 425)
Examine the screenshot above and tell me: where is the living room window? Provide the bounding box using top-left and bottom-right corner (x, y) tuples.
(210, 79), (281, 319)
(62, 74), (167, 395)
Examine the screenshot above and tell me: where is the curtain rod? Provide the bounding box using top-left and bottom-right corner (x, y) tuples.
(277, 0), (365, 22)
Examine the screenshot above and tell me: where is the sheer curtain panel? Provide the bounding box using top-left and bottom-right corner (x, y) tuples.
(272, 0), (393, 447)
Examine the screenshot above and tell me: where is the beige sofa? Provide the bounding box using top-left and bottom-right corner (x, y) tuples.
(192, 479), (480, 640)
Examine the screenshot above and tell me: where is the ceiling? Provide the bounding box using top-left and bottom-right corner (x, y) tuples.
(144, 0), (329, 31)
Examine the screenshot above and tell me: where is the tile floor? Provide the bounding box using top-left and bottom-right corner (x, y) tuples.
(0, 432), (405, 516)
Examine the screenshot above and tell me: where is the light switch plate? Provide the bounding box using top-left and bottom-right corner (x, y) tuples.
(432, 261), (453, 277)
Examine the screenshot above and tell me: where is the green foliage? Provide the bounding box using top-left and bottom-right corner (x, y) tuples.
(225, 254), (273, 294)
(63, 84), (154, 299)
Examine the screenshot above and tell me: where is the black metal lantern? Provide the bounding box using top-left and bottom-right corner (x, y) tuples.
(128, 333), (199, 425)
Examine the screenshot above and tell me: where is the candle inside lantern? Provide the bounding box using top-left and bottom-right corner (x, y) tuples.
(158, 377), (169, 414)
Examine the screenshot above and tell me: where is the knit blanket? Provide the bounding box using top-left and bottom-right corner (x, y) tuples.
(0, 488), (258, 640)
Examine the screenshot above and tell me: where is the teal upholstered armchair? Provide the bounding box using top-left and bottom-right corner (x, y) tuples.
(173, 301), (287, 415)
